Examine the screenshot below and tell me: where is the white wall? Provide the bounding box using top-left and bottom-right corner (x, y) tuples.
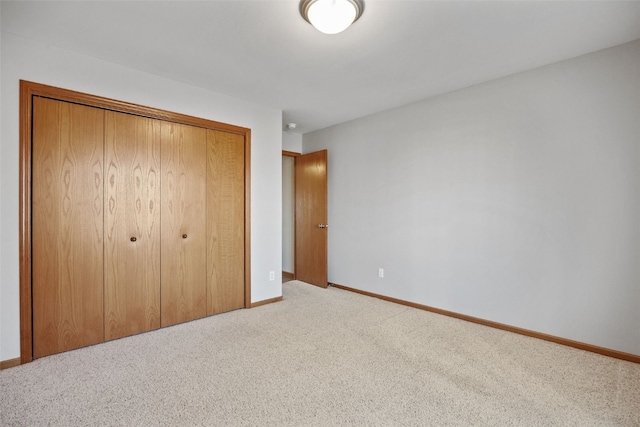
(282, 156), (295, 273)
(304, 40), (640, 355)
(0, 33), (283, 361)
(282, 131), (302, 153)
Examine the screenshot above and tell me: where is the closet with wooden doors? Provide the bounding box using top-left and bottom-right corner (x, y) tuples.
(28, 86), (248, 359)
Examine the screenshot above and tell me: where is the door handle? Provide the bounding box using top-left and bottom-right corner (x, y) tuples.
(317, 224), (329, 228)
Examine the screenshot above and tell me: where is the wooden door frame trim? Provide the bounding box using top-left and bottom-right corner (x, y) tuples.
(282, 150), (300, 157)
(19, 80), (252, 364)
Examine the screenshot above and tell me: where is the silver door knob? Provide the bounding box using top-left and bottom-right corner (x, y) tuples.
(317, 224), (329, 228)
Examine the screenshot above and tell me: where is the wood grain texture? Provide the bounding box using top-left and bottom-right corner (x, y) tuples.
(161, 122), (208, 327)
(20, 81), (35, 363)
(21, 81), (252, 364)
(104, 112), (161, 340)
(295, 150), (328, 288)
(31, 97), (105, 358)
(243, 131), (252, 309)
(206, 130), (245, 315)
(19, 81), (250, 136)
(0, 358), (22, 370)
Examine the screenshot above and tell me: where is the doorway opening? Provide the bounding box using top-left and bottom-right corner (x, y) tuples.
(282, 149), (328, 288)
(282, 152), (297, 283)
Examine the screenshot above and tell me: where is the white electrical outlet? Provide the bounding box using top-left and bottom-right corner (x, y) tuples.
(378, 268), (384, 278)
(269, 271), (275, 281)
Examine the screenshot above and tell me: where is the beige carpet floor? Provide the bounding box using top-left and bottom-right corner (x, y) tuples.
(1, 280), (639, 426)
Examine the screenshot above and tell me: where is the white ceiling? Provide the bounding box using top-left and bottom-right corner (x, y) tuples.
(3, 1), (640, 134)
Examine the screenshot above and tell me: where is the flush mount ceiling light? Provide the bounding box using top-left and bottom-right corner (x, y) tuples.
(300, 0), (364, 35)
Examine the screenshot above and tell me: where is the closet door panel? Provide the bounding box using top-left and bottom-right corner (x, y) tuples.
(32, 97), (105, 358)
(104, 112), (161, 340)
(161, 122), (207, 326)
(207, 130), (245, 315)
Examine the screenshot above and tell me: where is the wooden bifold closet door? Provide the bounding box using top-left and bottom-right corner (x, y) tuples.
(30, 94), (246, 359)
(104, 111), (161, 341)
(160, 122), (208, 327)
(32, 97), (105, 358)
(207, 129), (245, 314)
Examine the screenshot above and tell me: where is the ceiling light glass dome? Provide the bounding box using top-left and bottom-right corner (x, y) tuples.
(300, 0), (365, 35)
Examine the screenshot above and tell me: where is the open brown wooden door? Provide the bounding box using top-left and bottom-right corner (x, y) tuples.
(295, 150), (328, 288)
